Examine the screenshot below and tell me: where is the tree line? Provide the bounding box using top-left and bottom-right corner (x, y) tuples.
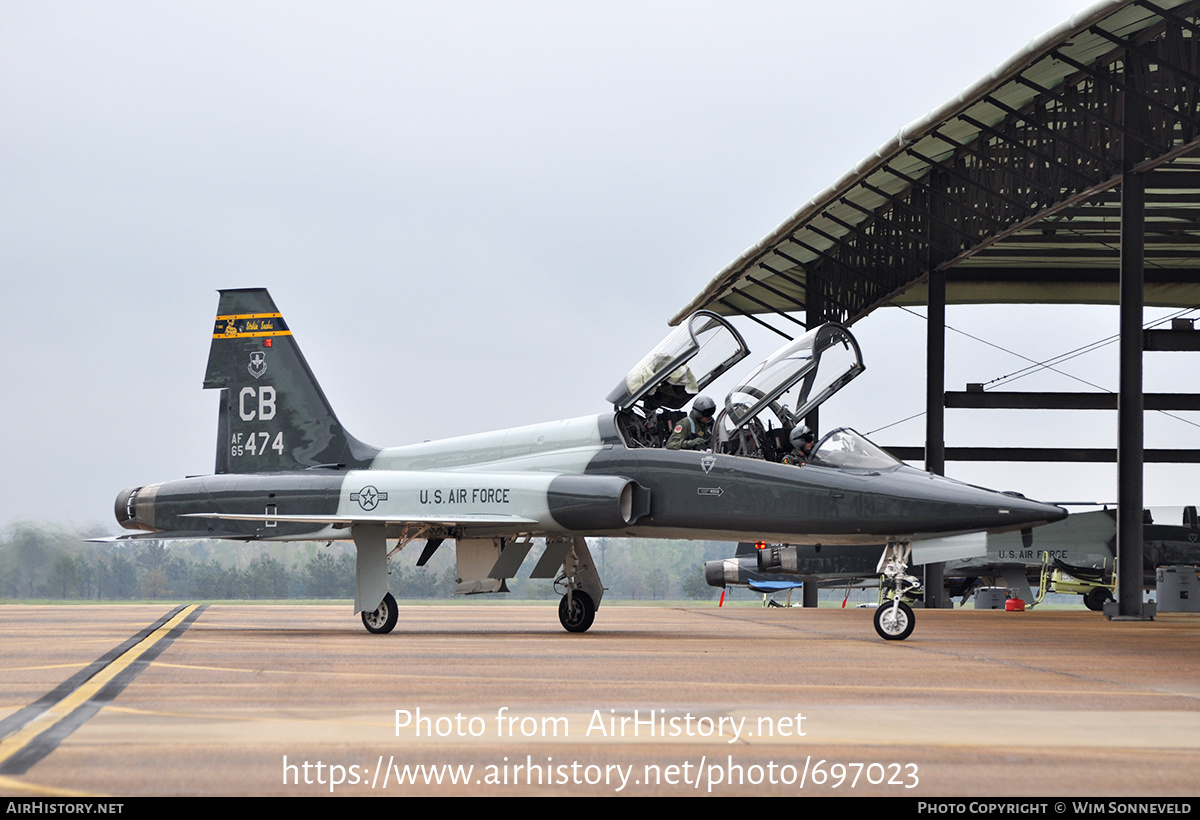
(0, 522), (727, 602)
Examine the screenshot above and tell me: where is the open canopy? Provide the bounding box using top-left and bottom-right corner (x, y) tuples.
(607, 310), (749, 412)
(722, 323), (864, 435)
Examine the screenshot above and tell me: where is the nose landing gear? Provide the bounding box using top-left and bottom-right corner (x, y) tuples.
(875, 542), (921, 641)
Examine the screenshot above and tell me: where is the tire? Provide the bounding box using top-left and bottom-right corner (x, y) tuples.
(874, 600), (914, 641)
(558, 590), (596, 633)
(361, 592), (398, 634)
(1083, 587), (1112, 612)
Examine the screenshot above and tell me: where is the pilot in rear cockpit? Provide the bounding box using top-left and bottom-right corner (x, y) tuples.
(666, 396), (716, 451)
(780, 425), (815, 465)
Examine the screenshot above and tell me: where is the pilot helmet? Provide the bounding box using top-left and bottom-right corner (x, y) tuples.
(790, 424), (815, 449)
(692, 395), (716, 420)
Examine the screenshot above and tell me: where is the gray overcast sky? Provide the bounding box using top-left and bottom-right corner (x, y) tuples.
(3, 0), (1195, 531)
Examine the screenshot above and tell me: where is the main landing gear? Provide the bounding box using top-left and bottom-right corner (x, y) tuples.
(362, 592), (399, 634)
(559, 590), (596, 633)
(875, 542), (922, 641)
(354, 534), (608, 635)
(554, 536), (605, 634)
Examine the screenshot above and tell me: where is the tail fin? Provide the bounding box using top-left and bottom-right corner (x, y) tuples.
(203, 288), (379, 473)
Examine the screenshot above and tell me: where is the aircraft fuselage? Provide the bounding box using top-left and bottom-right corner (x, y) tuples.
(119, 412), (1065, 545)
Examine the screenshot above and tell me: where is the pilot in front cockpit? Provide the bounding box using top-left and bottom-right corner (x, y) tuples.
(780, 424), (815, 466)
(666, 396), (716, 451)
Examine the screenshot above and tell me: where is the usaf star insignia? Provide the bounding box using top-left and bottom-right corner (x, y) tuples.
(350, 485), (388, 511)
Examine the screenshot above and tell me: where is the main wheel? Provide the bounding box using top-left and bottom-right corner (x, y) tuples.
(874, 600), (914, 641)
(558, 590), (596, 633)
(1083, 587), (1112, 612)
(361, 592), (398, 634)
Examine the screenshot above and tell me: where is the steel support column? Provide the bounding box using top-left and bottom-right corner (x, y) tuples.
(802, 577), (819, 608)
(924, 267), (947, 608)
(803, 284), (822, 607)
(1116, 169), (1148, 619)
(1113, 43), (1151, 621)
(805, 285), (822, 442)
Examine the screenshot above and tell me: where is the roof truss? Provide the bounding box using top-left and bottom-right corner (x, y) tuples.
(676, 0), (1200, 326)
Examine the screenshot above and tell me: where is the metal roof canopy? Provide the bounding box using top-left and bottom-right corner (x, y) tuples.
(675, 0), (1200, 328)
(675, 0), (1200, 619)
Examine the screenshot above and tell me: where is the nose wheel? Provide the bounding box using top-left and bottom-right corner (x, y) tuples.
(558, 590), (596, 633)
(875, 542), (919, 640)
(874, 600), (914, 640)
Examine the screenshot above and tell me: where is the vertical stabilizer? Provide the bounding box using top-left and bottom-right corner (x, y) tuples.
(203, 288), (378, 473)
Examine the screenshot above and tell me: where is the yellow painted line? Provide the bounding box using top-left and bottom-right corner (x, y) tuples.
(0, 773), (101, 797)
(125, 661), (1196, 700)
(210, 330), (293, 338)
(215, 312), (284, 320)
(0, 606), (197, 768)
(103, 703), (389, 729)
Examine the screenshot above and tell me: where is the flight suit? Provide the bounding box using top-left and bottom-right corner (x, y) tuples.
(666, 411), (713, 451)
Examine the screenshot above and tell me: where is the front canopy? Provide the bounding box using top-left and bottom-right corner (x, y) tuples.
(811, 427), (902, 471)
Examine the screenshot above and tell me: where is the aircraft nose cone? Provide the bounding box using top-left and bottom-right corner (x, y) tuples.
(999, 493), (1068, 525)
(907, 470), (1068, 533)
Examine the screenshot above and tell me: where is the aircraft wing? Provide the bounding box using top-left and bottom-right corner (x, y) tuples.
(88, 531), (267, 543)
(91, 512), (540, 542)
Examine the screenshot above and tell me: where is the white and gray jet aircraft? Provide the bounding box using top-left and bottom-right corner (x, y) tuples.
(111, 289), (1067, 640)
